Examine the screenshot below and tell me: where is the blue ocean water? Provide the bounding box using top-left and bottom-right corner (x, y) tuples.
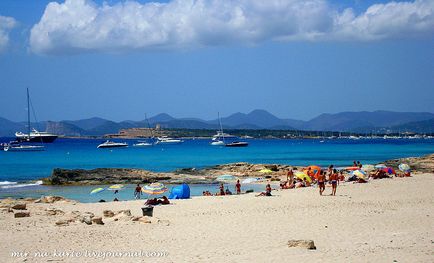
(0, 137), (432, 202)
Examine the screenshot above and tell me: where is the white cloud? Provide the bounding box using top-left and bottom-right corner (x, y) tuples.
(29, 0), (434, 54)
(0, 15), (17, 53)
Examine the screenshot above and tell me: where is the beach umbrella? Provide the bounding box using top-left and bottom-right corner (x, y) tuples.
(381, 167), (396, 175)
(259, 169), (273, 174)
(242, 178), (261, 184)
(294, 171), (312, 183)
(351, 170), (366, 179)
(90, 187), (105, 195)
(216, 174), (237, 182)
(375, 164), (387, 169)
(303, 165), (321, 179)
(107, 184), (125, 191)
(398, 164), (411, 172)
(142, 182), (168, 195)
(362, 164), (375, 172)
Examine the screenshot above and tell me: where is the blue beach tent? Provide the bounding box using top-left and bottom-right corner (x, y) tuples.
(169, 183), (190, 199)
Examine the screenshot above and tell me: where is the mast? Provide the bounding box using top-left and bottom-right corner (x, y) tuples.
(27, 88), (31, 140)
(218, 112), (225, 143)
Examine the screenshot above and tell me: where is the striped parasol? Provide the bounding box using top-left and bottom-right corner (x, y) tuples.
(351, 170), (366, 179)
(398, 163), (411, 172)
(142, 183), (168, 195)
(107, 184), (125, 191)
(90, 187), (105, 195)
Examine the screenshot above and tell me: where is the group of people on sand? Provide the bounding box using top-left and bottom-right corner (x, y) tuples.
(280, 164), (359, 196)
(203, 180), (243, 196)
(145, 196), (170, 206)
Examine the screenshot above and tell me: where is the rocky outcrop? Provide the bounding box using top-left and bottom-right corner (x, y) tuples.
(11, 203), (26, 210)
(43, 163), (293, 186)
(14, 211), (30, 218)
(287, 240), (316, 250)
(384, 154), (434, 173)
(43, 168), (173, 185)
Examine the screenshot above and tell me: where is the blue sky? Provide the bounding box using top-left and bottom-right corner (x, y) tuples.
(0, 0), (433, 122)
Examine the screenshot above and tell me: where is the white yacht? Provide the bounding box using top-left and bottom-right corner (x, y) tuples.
(156, 136), (184, 144)
(97, 140), (128, 148)
(16, 129), (58, 143)
(15, 89), (58, 143)
(212, 131), (237, 141)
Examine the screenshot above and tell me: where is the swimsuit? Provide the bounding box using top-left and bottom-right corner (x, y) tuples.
(331, 180), (337, 185)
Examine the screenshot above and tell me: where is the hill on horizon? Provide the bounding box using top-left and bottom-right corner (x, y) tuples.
(1, 110), (433, 136)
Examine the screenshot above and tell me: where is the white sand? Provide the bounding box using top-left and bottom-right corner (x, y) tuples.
(1, 173), (433, 262)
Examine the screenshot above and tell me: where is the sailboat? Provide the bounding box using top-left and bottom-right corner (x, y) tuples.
(211, 113), (226, 146)
(15, 88), (57, 143)
(133, 113), (155, 147)
(6, 89), (46, 152)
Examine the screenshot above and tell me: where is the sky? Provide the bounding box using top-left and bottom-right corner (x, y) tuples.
(0, 0), (433, 122)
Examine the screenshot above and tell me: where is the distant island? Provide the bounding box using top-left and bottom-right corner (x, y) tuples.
(1, 110), (433, 137)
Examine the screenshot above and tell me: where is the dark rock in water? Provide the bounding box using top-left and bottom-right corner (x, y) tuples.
(264, 164), (279, 171)
(98, 199), (106, 203)
(43, 168), (172, 185)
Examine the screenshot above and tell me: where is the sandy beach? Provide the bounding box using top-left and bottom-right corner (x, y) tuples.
(1, 172), (433, 263)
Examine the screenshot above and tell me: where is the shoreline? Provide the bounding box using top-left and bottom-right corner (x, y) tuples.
(0, 171), (432, 262)
(37, 153), (433, 186)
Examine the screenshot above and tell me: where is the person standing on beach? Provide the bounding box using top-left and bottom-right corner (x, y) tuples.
(235, 180), (241, 194)
(219, 183), (225, 196)
(287, 168), (294, 184)
(329, 169), (338, 196)
(317, 171), (326, 195)
(134, 184), (142, 199)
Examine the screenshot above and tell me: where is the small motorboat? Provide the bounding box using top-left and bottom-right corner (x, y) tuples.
(3, 141), (45, 152)
(156, 136), (184, 144)
(97, 140), (128, 148)
(133, 141), (153, 147)
(225, 141), (248, 147)
(210, 140), (225, 146)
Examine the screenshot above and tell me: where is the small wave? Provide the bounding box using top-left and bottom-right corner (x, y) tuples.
(0, 180), (43, 189)
(0, 181), (18, 186)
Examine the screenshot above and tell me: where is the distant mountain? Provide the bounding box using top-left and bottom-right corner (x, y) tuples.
(216, 109), (295, 130)
(302, 111), (434, 131)
(0, 117), (24, 137)
(64, 117), (110, 130)
(1, 110), (433, 137)
(46, 121), (86, 136)
(389, 118), (434, 133)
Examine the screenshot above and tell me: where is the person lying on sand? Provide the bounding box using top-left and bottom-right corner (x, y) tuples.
(145, 198), (158, 206)
(157, 196), (170, 205)
(202, 191), (213, 196)
(256, 184), (272, 196)
(295, 178), (305, 188)
(371, 169), (389, 179)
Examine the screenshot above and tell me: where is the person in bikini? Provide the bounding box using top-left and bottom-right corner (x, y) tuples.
(329, 169), (338, 196)
(317, 171), (326, 195)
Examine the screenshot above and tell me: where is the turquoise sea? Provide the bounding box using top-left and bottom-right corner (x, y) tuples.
(0, 137), (433, 202)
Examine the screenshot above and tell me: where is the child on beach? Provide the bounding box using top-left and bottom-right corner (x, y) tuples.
(134, 184), (142, 199)
(329, 169), (338, 196)
(219, 183), (225, 196)
(317, 171), (326, 195)
(235, 180), (241, 194)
